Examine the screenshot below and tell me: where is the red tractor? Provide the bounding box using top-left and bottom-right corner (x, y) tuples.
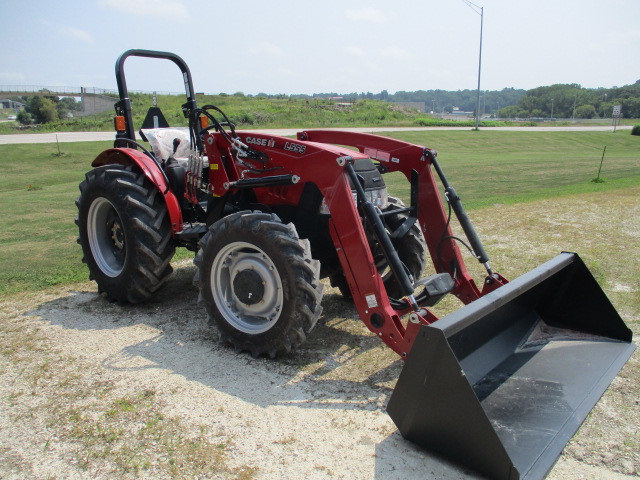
(76, 50), (635, 480)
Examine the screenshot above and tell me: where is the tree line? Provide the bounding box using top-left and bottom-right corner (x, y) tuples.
(8, 79), (640, 126)
(15, 91), (83, 125)
(273, 88), (525, 115)
(497, 81), (640, 119)
(259, 80), (640, 119)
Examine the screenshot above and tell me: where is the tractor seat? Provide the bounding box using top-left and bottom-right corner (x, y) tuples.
(141, 127), (193, 167)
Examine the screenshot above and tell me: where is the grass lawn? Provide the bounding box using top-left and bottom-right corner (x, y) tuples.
(381, 130), (640, 207)
(0, 130), (638, 296)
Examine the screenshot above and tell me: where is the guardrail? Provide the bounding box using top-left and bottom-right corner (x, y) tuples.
(0, 85), (118, 96)
(0, 85), (188, 97)
(432, 115), (618, 124)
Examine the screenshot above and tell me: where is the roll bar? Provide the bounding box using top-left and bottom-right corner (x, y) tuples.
(113, 49), (198, 143)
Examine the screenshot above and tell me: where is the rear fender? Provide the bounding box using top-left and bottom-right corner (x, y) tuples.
(92, 148), (183, 234)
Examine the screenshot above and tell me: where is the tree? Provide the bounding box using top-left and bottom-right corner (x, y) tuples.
(497, 105), (526, 118)
(57, 97), (81, 118)
(575, 104), (597, 119)
(26, 96), (59, 123)
(17, 110), (33, 125)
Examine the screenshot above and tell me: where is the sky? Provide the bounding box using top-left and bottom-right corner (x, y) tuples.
(1, 0), (639, 96)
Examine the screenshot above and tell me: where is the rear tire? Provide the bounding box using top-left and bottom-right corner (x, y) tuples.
(76, 165), (175, 304)
(195, 211), (323, 358)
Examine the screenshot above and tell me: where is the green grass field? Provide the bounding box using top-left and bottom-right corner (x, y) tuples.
(0, 130), (638, 296)
(383, 130), (640, 208)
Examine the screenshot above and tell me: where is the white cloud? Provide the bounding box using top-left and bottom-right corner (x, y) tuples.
(248, 42), (285, 57)
(0, 71), (26, 83)
(98, 0), (190, 21)
(345, 8), (387, 23)
(345, 46), (366, 57)
(379, 47), (412, 60)
(39, 19), (94, 44)
(63, 26), (94, 44)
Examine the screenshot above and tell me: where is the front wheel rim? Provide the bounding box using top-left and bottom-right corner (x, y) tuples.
(211, 241), (284, 334)
(87, 197), (125, 277)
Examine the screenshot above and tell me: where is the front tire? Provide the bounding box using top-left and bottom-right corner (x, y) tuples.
(195, 211), (323, 358)
(76, 165), (175, 304)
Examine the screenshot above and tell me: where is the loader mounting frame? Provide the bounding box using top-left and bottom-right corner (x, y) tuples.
(195, 127), (509, 358)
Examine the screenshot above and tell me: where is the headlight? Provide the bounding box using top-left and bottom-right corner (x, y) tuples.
(318, 187), (389, 214)
(367, 188), (389, 210)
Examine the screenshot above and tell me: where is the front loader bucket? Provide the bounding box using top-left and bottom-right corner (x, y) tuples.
(387, 252), (635, 480)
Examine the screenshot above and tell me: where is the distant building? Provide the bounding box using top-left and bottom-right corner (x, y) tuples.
(1, 99), (25, 109)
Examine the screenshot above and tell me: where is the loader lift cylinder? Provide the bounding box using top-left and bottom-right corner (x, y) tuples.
(344, 160), (417, 306)
(430, 153), (491, 270)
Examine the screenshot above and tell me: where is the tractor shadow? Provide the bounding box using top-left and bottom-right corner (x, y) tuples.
(29, 264), (404, 412)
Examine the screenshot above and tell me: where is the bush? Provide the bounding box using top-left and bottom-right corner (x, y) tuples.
(17, 110), (33, 125)
(631, 124), (640, 136)
(575, 104), (597, 119)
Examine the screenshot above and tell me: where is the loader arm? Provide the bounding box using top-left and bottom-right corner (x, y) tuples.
(292, 131), (635, 480)
(298, 129), (508, 304)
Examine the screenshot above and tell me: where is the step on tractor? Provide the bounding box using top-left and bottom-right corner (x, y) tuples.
(76, 50), (635, 480)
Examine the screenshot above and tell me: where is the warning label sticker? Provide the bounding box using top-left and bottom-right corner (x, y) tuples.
(365, 294), (378, 308)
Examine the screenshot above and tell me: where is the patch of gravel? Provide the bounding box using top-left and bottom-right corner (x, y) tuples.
(1, 187), (638, 479)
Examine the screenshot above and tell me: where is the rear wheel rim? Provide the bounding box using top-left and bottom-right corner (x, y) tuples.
(87, 197), (125, 277)
(211, 241), (283, 334)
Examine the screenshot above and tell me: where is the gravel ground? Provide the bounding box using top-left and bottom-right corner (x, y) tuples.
(1, 188), (638, 480)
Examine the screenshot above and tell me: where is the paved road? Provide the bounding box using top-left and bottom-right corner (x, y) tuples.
(0, 125), (630, 145)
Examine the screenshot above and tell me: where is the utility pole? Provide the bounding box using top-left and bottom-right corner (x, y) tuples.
(462, 0), (483, 130)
